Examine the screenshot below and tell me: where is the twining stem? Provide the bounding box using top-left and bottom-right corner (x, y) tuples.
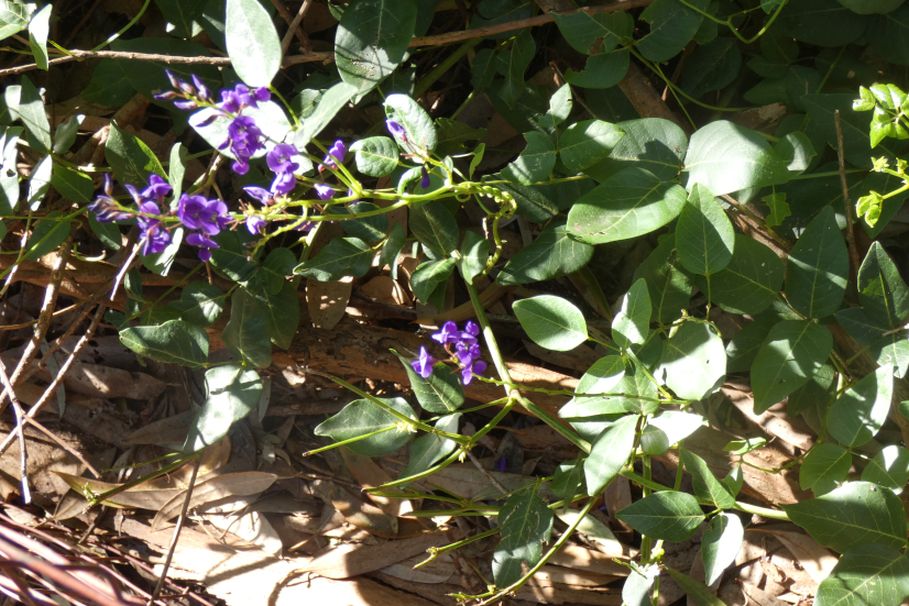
(464, 280), (590, 453)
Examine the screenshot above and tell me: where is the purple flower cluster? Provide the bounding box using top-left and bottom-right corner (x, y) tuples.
(411, 320), (487, 385)
(89, 174), (174, 256)
(177, 193), (229, 261)
(313, 139), (348, 200)
(154, 70), (211, 110)
(217, 84), (271, 175)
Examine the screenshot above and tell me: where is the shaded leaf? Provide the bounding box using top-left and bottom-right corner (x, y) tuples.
(617, 491), (705, 541)
(119, 319), (208, 367)
(314, 397), (416, 457)
(827, 366), (894, 448)
(184, 365), (263, 451)
(584, 415), (638, 495)
(751, 320), (833, 412)
(786, 206), (848, 319)
(700, 512), (744, 586)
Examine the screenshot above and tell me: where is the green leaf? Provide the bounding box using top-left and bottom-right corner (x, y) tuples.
(26, 4), (50, 71)
(119, 319), (209, 367)
(184, 365), (262, 452)
(567, 167), (687, 245)
(0, 127), (22, 213)
(636, 0), (704, 62)
(563, 362), (657, 440)
(785, 207), (848, 319)
(709, 234), (784, 315)
(6, 77), (51, 152)
(0, 0), (32, 41)
(105, 121), (165, 186)
(411, 258), (456, 304)
(458, 230), (489, 284)
(700, 512), (744, 586)
(862, 445), (909, 492)
(154, 0), (205, 38)
(612, 278), (652, 348)
(258, 281), (300, 350)
(680, 37), (741, 97)
(335, 0), (417, 95)
(659, 321), (726, 401)
(641, 410), (705, 456)
(675, 184), (735, 276)
(835, 308), (909, 378)
(604, 117), (688, 181)
(293, 82), (358, 149)
(293, 237), (373, 282)
(513, 294), (588, 352)
(23, 215), (70, 261)
(838, 0), (904, 14)
(502, 131), (556, 184)
(50, 164), (95, 204)
(800, 443), (852, 496)
(401, 414), (461, 479)
(633, 235), (694, 324)
(857, 242), (909, 327)
(685, 120), (790, 196)
(584, 415), (638, 495)
(559, 119), (623, 173)
(384, 93), (437, 158)
(817, 544), (909, 606)
(617, 491), (705, 542)
(410, 201), (458, 257)
(665, 567), (726, 606)
(314, 396), (416, 457)
(827, 366), (894, 448)
(26, 153), (51, 210)
(535, 83), (572, 131)
(176, 282), (225, 326)
(554, 9), (630, 56)
(622, 563), (659, 606)
(492, 485), (554, 587)
(497, 223), (593, 285)
(167, 142), (187, 199)
(564, 50), (629, 90)
(751, 320), (833, 412)
(225, 0), (281, 87)
(223, 289), (272, 368)
(351, 136), (399, 177)
(783, 481), (907, 552)
(397, 351), (464, 414)
(681, 450), (736, 509)
(777, 0), (866, 47)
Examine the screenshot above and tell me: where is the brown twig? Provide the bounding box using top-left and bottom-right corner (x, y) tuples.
(0, 1), (651, 78)
(0, 303), (106, 457)
(835, 109), (861, 278)
(0, 361), (30, 504)
(148, 457), (200, 605)
(0, 246), (69, 417)
(409, 0), (652, 48)
(277, 0), (314, 55)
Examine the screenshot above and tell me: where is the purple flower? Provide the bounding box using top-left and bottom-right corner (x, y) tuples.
(386, 119), (406, 140)
(141, 174), (172, 204)
(461, 360), (487, 385)
(186, 231), (219, 261)
(318, 139), (347, 173)
(246, 214), (266, 235)
(220, 115), (265, 175)
(411, 346), (436, 379)
(89, 174), (132, 222)
(432, 321), (460, 345)
(141, 224), (172, 256)
(313, 183), (335, 200)
(155, 71), (211, 109)
(243, 186), (275, 206)
(420, 166), (431, 189)
(266, 143), (300, 195)
(423, 320), (486, 385)
(218, 83), (270, 114)
(135, 201), (170, 255)
(177, 194), (229, 235)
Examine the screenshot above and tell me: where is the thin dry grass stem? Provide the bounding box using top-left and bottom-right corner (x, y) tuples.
(149, 457), (201, 604)
(273, 0), (313, 54)
(0, 245), (70, 417)
(0, 360), (30, 503)
(0, 302), (106, 457)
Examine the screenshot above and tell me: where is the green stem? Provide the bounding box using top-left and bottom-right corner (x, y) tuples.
(464, 280), (590, 453)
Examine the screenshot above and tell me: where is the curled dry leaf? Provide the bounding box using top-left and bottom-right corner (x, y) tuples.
(307, 276), (353, 330)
